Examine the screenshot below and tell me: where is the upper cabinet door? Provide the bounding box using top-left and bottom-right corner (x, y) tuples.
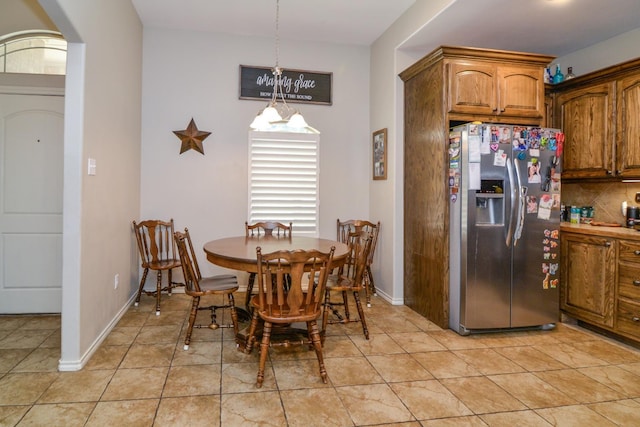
(498, 65), (545, 118)
(555, 82), (615, 179)
(616, 74), (640, 178)
(447, 62), (496, 115)
(447, 61), (545, 119)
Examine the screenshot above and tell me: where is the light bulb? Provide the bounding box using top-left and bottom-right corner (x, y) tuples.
(287, 112), (308, 128)
(249, 112), (269, 130)
(262, 105), (282, 123)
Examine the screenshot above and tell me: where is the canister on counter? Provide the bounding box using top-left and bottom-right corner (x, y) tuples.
(570, 206), (580, 224)
(580, 206), (594, 224)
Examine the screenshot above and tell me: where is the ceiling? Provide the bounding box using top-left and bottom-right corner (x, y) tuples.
(131, 0), (640, 58)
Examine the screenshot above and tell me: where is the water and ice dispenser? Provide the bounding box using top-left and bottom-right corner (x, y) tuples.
(475, 180), (505, 225)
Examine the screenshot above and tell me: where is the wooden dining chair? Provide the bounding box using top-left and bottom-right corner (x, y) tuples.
(174, 229), (239, 350)
(245, 221), (292, 237)
(323, 230), (373, 340)
(244, 221), (292, 312)
(132, 218), (183, 315)
(337, 219), (380, 307)
(245, 246), (335, 388)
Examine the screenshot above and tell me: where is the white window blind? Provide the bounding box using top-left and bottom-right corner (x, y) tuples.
(249, 131), (320, 236)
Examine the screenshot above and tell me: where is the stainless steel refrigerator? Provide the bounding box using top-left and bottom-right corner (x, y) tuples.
(448, 123), (564, 335)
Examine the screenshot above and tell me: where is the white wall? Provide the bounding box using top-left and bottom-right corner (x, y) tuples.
(554, 27), (640, 77)
(140, 29), (371, 283)
(369, 0), (452, 304)
(39, 0), (143, 370)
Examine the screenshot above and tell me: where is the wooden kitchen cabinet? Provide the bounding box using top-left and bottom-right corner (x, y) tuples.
(555, 82), (614, 179)
(616, 239), (640, 340)
(560, 232), (615, 327)
(551, 57), (640, 179)
(561, 227), (640, 345)
(615, 74), (640, 178)
(399, 46), (554, 327)
(448, 61), (545, 119)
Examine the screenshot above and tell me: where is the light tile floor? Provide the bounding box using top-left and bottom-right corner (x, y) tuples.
(2, 293), (640, 426)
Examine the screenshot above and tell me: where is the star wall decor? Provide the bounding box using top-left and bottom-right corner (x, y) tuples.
(173, 118), (211, 155)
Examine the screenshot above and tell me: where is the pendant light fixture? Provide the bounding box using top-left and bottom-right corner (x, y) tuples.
(249, 0), (311, 131)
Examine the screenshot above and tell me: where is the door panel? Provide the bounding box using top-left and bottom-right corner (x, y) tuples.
(0, 93), (64, 313)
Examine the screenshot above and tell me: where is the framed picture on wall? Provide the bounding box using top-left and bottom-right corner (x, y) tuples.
(373, 128), (387, 180)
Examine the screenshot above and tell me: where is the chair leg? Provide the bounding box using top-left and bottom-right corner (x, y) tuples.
(245, 309), (261, 354)
(366, 265), (377, 297)
(183, 296), (200, 350)
(167, 269), (173, 296)
(353, 290), (369, 340)
(228, 293), (239, 340)
(245, 273), (256, 313)
(322, 292), (330, 339)
(155, 271), (162, 315)
(342, 290), (350, 320)
(308, 320), (328, 384)
(134, 268), (149, 306)
(257, 321), (272, 388)
(363, 266), (374, 307)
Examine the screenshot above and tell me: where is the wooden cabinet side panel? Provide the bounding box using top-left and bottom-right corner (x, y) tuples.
(560, 233), (615, 327)
(617, 75), (640, 177)
(404, 64), (449, 328)
(556, 83), (614, 178)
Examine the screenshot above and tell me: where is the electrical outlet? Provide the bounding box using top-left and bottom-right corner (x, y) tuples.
(114, 273), (119, 290)
(636, 192), (640, 203)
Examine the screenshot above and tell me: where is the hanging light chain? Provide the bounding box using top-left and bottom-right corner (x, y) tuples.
(275, 0), (280, 68)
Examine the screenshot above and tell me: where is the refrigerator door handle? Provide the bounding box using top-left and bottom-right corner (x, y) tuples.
(506, 158), (516, 247)
(513, 158), (526, 246)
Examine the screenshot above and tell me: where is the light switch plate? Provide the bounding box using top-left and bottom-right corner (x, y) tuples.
(88, 158), (96, 176)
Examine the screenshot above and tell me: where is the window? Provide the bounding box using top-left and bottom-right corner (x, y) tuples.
(248, 130), (320, 236)
(0, 30), (66, 75)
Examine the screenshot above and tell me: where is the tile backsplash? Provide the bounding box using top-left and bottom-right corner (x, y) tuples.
(562, 181), (640, 224)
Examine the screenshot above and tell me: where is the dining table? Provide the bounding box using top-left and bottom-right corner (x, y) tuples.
(203, 235), (350, 349)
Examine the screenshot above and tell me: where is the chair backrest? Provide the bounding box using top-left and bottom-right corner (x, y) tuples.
(336, 219), (380, 265)
(174, 230), (202, 294)
(133, 219), (178, 267)
(255, 247), (335, 320)
(245, 221), (292, 237)
(340, 231), (373, 288)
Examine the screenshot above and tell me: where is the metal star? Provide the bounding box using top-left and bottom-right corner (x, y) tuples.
(173, 118), (211, 155)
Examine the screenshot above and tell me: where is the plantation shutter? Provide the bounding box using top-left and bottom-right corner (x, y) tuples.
(248, 130), (320, 236)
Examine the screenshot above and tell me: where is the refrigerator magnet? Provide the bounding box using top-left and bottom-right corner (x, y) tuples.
(493, 150), (507, 167)
(527, 161), (542, 184)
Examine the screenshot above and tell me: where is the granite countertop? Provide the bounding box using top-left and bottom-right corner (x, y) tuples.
(561, 222), (640, 240)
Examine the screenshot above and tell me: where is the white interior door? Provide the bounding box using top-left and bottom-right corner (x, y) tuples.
(0, 93), (64, 313)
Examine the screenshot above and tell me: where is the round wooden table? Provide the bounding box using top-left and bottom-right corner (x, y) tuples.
(203, 235), (349, 273)
(203, 235), (349, 349)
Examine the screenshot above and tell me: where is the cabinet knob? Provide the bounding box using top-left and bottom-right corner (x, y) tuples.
(607, 170), (613, 175)
(633, 317), (640, 322)
(634, 280), (640, 286)
(605, 241), (611, 247)
(617, 170), (622, 175)
(634, 250), (640, 255)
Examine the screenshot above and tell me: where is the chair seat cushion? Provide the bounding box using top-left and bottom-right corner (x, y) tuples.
(145, 259), (181, 270)
(199, 275), (239, 292)
(249, 295), (319, 323)
(327, 275), (363, 291)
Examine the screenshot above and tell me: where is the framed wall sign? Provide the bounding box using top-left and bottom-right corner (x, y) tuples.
(373, 128), (387, 180)
(239, 65), (332, 105)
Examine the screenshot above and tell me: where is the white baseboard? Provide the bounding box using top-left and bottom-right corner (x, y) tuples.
(57, 293), (137, 372)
